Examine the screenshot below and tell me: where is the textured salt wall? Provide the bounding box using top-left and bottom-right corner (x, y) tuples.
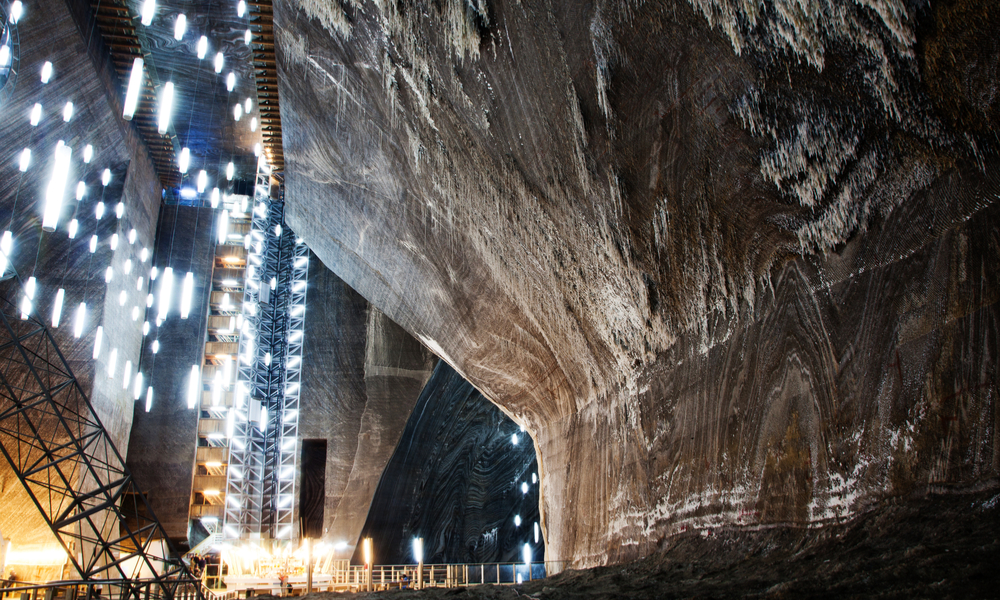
(0, 0), (162, 580)
(356, 362), (542, 565)
(126, 205), (217, 544)
(275, 0), (999, 566)
(297, 259), (435, 555)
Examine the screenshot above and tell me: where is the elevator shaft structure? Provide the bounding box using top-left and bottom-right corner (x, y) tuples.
(224, 172), (308, 540)
(0, 277), (199, 598)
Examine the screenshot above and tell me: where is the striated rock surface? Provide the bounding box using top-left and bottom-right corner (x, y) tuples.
(275, 0), (1000, 566)
(298, 259), (436, 554)
(357, 362), (541, 565)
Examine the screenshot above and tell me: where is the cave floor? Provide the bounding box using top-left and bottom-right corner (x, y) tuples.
(278, 487), (998, 599)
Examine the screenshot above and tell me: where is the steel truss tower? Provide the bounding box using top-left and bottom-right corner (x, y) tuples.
(0, 277), (200, 598)
(223, 171), (308, 540)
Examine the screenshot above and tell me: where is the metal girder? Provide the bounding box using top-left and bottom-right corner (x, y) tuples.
(223, 168), (308, 541)
(0, 277), (201, 599)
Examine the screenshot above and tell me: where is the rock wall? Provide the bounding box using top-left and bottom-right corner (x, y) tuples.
(297, 259), (436, 554)
(274, 0), (999, 566)
(126, 205), (217, 544)
(0, 0), (162, 580)
(357, 362), (542, 565)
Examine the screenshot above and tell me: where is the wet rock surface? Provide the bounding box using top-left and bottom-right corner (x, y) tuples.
(269, 487), (1000, 599)
(275, 0), (1000, 567)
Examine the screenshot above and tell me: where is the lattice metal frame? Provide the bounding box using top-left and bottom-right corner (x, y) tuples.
(0, 275), (200, 599)
(223, 167), (307, 541)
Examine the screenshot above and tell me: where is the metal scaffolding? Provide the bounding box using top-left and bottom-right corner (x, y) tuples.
(0, 276), (200, 598)
(224, 170), (308, 541)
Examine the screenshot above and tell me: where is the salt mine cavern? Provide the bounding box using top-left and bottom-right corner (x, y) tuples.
(0, 0), (997, 597)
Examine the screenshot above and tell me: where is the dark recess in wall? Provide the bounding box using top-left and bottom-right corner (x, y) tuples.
(354, 362), (543, 565)
(299, 439), (327, 538)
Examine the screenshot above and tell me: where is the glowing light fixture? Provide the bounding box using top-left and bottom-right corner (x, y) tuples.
(158, 82), (174, 134)
(74, 303), (86, 338)
(178, 147), (190, 173)
(521, 481), (529, 494)
(514, 514), (521, 526)
(83, 145), (93, 163)
(93, 326), (103, 359)
(134, 372), (144, 400)
(226, 162), (234, 180)
(20, 277), (36, 319)
(62, 102), (74, 122)
(68, 219), (78, 239)
(43, 141), (72, 232)
(89, 235), (98, 253)
(9, 1), (23, 23)
(102, 168), (111, 186)
(238, 0), (246, 17)
(151, 339), (159, 353)
(226, 72), (235, 92)
(140, 0), (156, 26)
(30, 103), (42, 126)
(41, 61), (53, 83)
(197, 170), (207, 193)
(244, 29), (251, 44)
(187, 365), (200, 409)
(145, 387), (154, 412)
(116, 202), (124, 219)
(233, 103), (242, 121)
(412, 538), (423, 563)
(129, 228), (137, 244)
(173, 13), (186, 40)
(250, 116), (257, 132)
(105, 266), (114, 283)
(123, 58), (144, 120)
(51, 288), (65, 327)
(18, 148), (30, 172)
(523, 544), (531, 565)
(197, 36), (208, 59)
(122, 360), (132, 388)
(76, 181), (86, 200)
(0, 45), (9, 67)
(218, 209), (229, 244)
(95, 202), (105, 220)
(141, 247), (149, 262)
(180, 272), (194, 318)
(214, 52), (224, 73)
(512, 433), (519, 445)
(110, 233), (119, 250)
(158, 267), (174, 320)
(534, 522), (540, 543)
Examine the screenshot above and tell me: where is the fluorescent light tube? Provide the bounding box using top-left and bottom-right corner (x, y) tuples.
(180, 271), (194, 318)
(123, 57), (144, 120)
(174, 13), (186, 40)
(42, 141), (72, 231)
(51, 288), (65, 327)
(187, 365), (200, 409)
(158, 82), (174, 134)
(178, 147), (190, 173)
(74, 303), (86, 338)
(158, 266), (174, 320)
(140, 0), (156, 26)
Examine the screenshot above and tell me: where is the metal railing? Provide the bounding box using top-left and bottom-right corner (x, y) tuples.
(0, 579), (205, 600)
(222, 561), (567, 594)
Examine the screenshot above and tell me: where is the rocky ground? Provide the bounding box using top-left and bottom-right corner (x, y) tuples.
(272, 487), (999, 599)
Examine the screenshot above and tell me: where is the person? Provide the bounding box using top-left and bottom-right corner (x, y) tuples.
(3, 571), (16, 598)
(400, 572), (410, 589)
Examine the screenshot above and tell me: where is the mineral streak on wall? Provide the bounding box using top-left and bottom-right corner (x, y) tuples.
(297, 259), (436, 554)
(357, 361), (543, 565)
(0, 0), (162, 581)
(275, 0), (999, 567)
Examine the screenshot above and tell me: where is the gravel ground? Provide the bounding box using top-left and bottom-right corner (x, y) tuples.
(255, 487), (999, 599)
